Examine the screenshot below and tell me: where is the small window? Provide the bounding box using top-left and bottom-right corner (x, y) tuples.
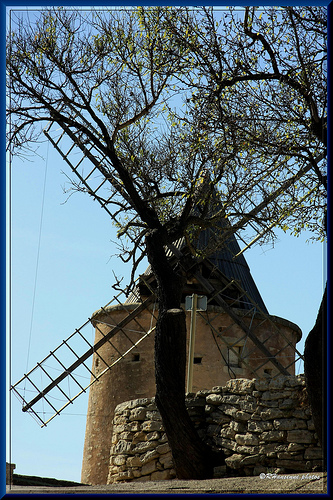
(131, 353), (140, 362)
(264, 368), (273, 376)
(194, 356), (203, 365)
(228, 346), (242, 368)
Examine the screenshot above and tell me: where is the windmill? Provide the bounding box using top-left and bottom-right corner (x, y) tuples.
(10, 111), (304, 484)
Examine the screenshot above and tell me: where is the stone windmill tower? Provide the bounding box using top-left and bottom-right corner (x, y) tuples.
(11, 114), (303, 486)
(79, 213), (301, 484)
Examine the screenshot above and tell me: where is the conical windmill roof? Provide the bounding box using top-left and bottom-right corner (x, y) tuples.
(126, 172), (268, 313)
(195, 222), (268, 313)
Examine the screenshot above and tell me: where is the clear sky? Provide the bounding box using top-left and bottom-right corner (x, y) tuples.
(8, 136), (326, 483)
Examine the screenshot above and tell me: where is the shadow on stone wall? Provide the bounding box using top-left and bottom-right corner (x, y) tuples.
(107, 375), (323, 483)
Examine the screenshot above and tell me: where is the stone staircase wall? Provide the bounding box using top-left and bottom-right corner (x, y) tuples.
(107, 375), (323, 483)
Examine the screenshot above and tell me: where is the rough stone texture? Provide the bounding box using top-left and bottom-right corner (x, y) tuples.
(107, 376), (323, 483)
(81, 305), (301, 485)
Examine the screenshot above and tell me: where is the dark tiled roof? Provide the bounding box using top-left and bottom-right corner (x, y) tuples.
(125, 226), (268, 314)
(196, 224), (268, 313)
(126, 174), (268, 313)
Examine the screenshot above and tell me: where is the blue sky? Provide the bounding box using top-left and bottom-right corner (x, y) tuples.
(5, 3), (328, 484)
(8, 137), (326, 482)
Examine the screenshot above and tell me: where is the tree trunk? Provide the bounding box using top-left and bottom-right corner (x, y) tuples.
(303, 283), (327, 469)
(145, 229), (224, 479)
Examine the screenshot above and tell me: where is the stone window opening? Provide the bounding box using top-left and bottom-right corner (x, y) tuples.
(131, 353), (140, 362)
(193, 356), (203, 365)
(228, 346), (242, 368)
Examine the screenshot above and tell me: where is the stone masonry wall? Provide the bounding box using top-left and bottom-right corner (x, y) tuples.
(107, 375), (323, 483)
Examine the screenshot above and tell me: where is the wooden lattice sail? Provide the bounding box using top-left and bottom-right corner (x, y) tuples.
(11, 115), (303, 429)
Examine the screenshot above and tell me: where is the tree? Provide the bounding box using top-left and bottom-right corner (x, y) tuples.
(161, 5), (327, 460)
(7, 6), (327, 478)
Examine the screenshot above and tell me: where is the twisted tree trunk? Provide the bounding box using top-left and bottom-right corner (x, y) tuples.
(145, 229), (224, 479)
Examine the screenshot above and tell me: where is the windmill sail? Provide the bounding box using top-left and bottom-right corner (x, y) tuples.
(11, 282), (158, 427)
(11, 115), (303, 428)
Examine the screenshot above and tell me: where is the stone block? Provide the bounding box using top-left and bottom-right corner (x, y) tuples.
(210, 411), (231, 424)
(277, 452), (304, 460)
(113, 415), (128, 424)
(248, 421), (273, 433)
(146, 431), (160, 441)
(239, 401), (256, 412)
(307, 419), (315, 431)
(159, 452), (173, 468)
(114, 440), (132, 454)
(114, 401), (132, 416)
(258, 443), (278, 458)
(129, 407), (146, 421)
(260, 430), (285, 442)
(159, 433), (168, 443)
(287, 443), (305, 453)
(223, 407), (238, 418)
(287, 430), (315, 444)
(146, 400), (157, 410)
(119, 431), (134, 441)
(141, 420), (164, 432)
(113, 424), (128, 435)
(291, 409), (308, 419)
(114, 470), (134, 481)
(261, 390), (288, 400)
(132, 474), (152, 482)
(304, 447), (323, 460)
(279, 399), (296, 410)
(151, 470), (172, 481)
(141, 459), (157, 476)
(114, 399), (150, 415)
(276, 459), (310, 471)
(210, 386), (224, 394)
(254, 379), (270, 391)
(140, 449), (159, 465)
(285, 375), (305, 387)
(225, 453), (244, 468)
(186, 395), (206, 406)
(132, 431), (146, 444)
(221, 394), (240, 404)
(235, 410), (251, 421)
(260, 408), (284, 420)
(126, 456), (142, 467)
(128, 422), (142, 432)
(269, 375), (288, 390)
(206, 394), (224, 405)
(146, 410), (162, 421)
(230, 420), (246, 433)
(236, 445), (259, 455)
(132, 440), (159, 453)
(253, 465), (267, 476)
(220, 438), (238, 451)
(273, 418), (307, 431)
(240, 453), (261, 466)
(275, 444), (288, 453)
(235, 433), (259, 446)
(132, 468), (143, 478)
(221, 427), (236, 439)
(112, 455), (127, 466)
(156, 442), (170, 455)
(225, 379), (255, 394)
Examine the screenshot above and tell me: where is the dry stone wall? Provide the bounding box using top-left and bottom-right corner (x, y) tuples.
(107, 375), (323, 483)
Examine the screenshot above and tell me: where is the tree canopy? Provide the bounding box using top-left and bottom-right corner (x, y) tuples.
(7, 6), (327, 281)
